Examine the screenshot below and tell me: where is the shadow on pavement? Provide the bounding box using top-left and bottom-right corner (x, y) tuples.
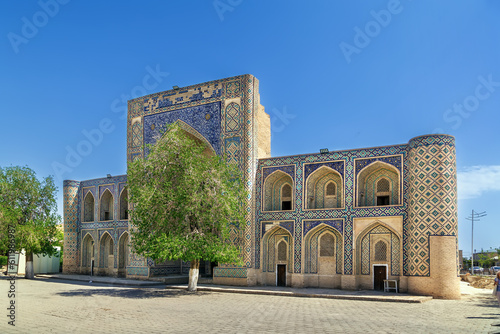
(56, 287), (207, 299)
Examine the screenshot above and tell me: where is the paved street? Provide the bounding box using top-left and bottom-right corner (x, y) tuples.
(1, 277), (500, 334)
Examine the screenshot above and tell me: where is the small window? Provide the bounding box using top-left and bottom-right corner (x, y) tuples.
(320, 233), (335, 257)
(326, 182), (336, 196)
(377, 178), (390, 193)
(282, 184), (292, 198)
(278, 241), (287, 261)
(374, 241), (387, 261)
(377, 196), (390, 206)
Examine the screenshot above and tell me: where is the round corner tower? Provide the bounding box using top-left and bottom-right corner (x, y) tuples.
(62, 180), (81, 274)
(407, 134), (460, 299)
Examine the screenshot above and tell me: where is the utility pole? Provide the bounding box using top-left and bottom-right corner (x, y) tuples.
(466, 210), (487, 274)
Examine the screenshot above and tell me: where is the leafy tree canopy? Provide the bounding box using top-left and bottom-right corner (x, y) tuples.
(0, 166), (60, 277)
(128, 123), (247, 268)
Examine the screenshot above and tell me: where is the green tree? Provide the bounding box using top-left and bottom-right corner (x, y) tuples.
(0, 166), (60, 278)
(128, 123), (247, 291)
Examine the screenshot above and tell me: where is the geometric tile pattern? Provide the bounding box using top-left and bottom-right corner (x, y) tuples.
(65, 74), (458, 286)
(213, 267), (247, 278)
(355, 155), (402, 177)
(304, 161), (344, 180)
(225, 102), (240, 132)
(407, 135), (457, 276)
(225, 137), (241, 165)
(62, 180), (80, 272)
(255, 144), (409, 275)
(131, 122), (141, 147)
(143, 102), (222, 156)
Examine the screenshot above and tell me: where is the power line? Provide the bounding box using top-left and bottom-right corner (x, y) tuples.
(466, 210), (487, 273)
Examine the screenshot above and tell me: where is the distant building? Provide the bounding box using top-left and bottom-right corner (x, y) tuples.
(63, 75), (460, 299)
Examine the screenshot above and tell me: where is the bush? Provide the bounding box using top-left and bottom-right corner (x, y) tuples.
(0, 255), (7, 266)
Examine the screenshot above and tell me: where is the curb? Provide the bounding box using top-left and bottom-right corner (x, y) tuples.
(165, 285), (432, 303)
(36, 274), (164, 287)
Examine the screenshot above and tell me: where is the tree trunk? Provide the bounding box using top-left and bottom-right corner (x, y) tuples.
(187, 259), (200, 292)
(25, 252), (34, 279)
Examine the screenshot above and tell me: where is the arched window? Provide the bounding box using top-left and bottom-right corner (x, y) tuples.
(277, 240), (287, 262)
(281, 184), (292, 210)
(83, 192), (95, 222)
(374, 240), (387, 261)
(325, 182), (336, 196)
(100, 189), (114, 221)
(119, 187), (128, 220)
(376, 178), (390, 206)
(320, 233), (335, 257)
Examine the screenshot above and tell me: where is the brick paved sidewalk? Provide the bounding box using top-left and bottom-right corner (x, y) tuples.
(36, 273), (431, 303)
(1, 277), (499, 333)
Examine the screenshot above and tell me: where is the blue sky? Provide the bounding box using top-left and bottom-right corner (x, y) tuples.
(1, 1), (499, 257)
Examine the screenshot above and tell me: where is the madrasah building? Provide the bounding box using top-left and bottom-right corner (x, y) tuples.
(63, 74), (460, 299)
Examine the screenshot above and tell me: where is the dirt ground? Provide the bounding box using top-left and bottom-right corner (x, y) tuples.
(463, 275), (496, 289)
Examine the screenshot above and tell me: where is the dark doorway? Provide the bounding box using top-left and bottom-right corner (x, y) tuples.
(377, 196), (390, 206)
(281, 201), (292, 210)
(277, 264), (286, 286)
(374, 265), (386, 290)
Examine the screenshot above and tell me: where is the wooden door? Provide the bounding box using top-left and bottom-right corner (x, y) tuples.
(277, 264), (286, 286)
(374, 265), (386, 290)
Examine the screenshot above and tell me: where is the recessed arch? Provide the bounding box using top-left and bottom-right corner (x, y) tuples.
(169, 120), (217, 157)
(83, 191), (95, 222)
(355, 221), (401, 277)
(99, 231), (114, 269)
(263, 170), (294, 211)
(100, 189), (114, 221)
(119, 187), (128, 220)
(118, 231), (129, 275)
(305, 166), (343, 209)
(357, 161), (400, 207)
(261, 225), (293, 273)
(81, 233), (95, 268)
(303, 223), (343, 274)
(320, 233), (335, 257)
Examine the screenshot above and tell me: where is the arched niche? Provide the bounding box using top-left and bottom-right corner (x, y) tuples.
(118, 232), (129, 276)
(357, 161), (400, 207)
(99, 232), (114, 269)
(81, 233), (95, 268)
(305, 166), (343, 209)
(119, 187), (128, 220)
(100, 189), (114, 221)
(261, 226), (293, 273)
(263, 171), (294, 211)
(355, 222), (401, 277)
(83, 191), (95, 222)
(304, 224), (343, 275)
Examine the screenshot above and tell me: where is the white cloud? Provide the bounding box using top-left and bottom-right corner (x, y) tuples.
(458, 165), (500, 200)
